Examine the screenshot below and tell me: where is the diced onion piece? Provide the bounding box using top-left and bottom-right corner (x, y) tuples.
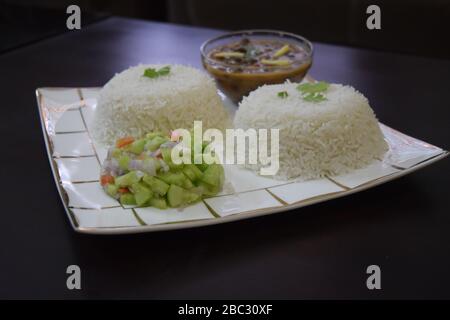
(261, 59), (292, 66)
(273, 44), (290, 58)
(135, 170), (145, 179)
(214, 52), (245, 59)
(170, 130), (181, 142)
(128, 160), (142, 171)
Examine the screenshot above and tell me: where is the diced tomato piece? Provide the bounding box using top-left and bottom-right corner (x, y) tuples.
(118, 187), (130, 194)
(100, 175), (114, 186)
(116, 136), (134, 148)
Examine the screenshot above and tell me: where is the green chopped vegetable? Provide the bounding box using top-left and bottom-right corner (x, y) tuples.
(131, 182), (153, 206)
(143, 175), (170, 196)
(115, 171), (141, 187)
(277, 91), (288, 98)
(167, 184), (200, 207)
(118, 154), (131, 170)
(297, 81), (330, 103)
(157, 65), (170, 76)
(143, 66), (171, 78)
(201, 164), (224, 188)
(129, 139), (146, 154)
(145, 136), (167, 152)
(303, 93), (327, 102)
(106, 184), (119, 198)
(120, 193), (136, 205)
(100, 130), (224, 209)
(297, 81), (329, 94)
(149, 197), (168, 209)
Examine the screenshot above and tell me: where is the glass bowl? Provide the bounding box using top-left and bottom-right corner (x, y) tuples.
(200, 29), (313, 104)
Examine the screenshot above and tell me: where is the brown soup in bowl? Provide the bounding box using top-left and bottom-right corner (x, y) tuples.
(201, 30), (313, 104)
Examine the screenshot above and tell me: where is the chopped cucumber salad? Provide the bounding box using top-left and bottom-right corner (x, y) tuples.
(100, 131), (224, 209)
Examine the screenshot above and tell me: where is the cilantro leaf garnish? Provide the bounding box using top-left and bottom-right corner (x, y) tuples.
(157, 65), (170, 76)
(303, 93), (327, 102)
(143, 66), (171, 78)
(277, 91), (288, 98)
(143, 68), (158, 78)
(297, 81), (329, 103)
(297, 81), (329, 94)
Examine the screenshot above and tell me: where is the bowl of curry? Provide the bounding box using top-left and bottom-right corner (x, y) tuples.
(200, 29), (313, 104)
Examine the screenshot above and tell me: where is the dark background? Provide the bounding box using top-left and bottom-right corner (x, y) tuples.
(0, 0), (449, 300)
(1, 0), (450, 59)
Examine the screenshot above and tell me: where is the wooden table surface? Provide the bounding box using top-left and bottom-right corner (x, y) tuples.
(0, 17), (449, 299)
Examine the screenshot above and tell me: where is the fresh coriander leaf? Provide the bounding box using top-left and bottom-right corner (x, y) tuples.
(297, 81), (329, 94)
(143, 68), (159, 78)
(311, 81), (329, 92)
(158, 65), (171, 75)
(143, 66), (171, 78)
(277, 91), (288, 98)
(303, 93), (327, 102)
(296, 82), (312, 92)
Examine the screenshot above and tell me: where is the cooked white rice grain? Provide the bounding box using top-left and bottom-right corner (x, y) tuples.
(92, 64), (230, 145)
(234, 81), (388, 180)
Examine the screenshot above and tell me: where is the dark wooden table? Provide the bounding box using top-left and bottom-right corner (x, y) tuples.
(0, 17), (449, 299)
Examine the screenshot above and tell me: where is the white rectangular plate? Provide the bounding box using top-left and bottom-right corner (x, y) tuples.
(36, 87), (449, 234)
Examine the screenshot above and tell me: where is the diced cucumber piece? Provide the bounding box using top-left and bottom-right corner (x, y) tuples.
(150, 158), (162, 171)
(141, 158), (160, 175)
(201, 164), (224, 187)
(118, 155), (130, 171)
(130, 182), (152, 206)
(182, 164), (203, 181)
(167, 184), (185, 207)
(143, 175), (169, 196)
(158, 171), (188, 188)
(115, 171), (141, 187)
(184, 191), (200, 204)
(182, 176), (194, 189)
(106, 184), (118, 197)
(161, 146), (183, 170)
(196, 162), (209, 172)
(145, 136), (167, 152)
(120, 193), (136, 205)
(198, 181), (221, 196)
(149, 197), (168, 209)
(161, 147), (173, 164)
(145, 132), (164, 140)
(167, 184), (200, 207)
(129, 139), (146, 154)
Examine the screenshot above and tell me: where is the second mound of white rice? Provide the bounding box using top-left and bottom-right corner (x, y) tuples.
(92, 64), (230, 145)
(234, 81), (388, 180)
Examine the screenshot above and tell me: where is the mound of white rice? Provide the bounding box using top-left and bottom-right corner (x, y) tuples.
(92, 64), (230, 145)
(234, 81), (388, 180)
